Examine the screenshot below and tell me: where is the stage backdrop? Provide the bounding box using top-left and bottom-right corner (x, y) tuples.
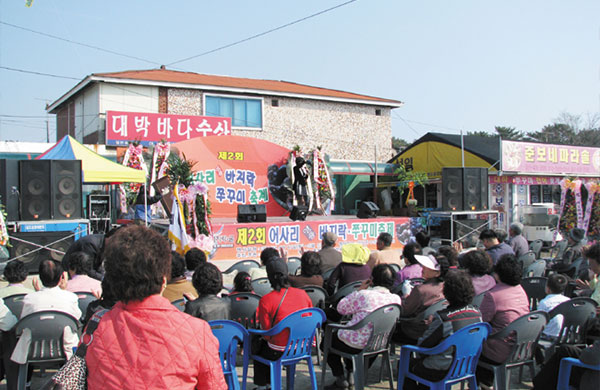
(173, 135), (290, 219)
(211, 216), (411, 261)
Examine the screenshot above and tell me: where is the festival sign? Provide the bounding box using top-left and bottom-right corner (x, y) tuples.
(210, 216), (410, 261)
(173, 135), (291, 219)
(106, 110), (232, 146)
(502, 140), (600, 175)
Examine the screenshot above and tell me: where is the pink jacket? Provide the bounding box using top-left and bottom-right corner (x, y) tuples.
(87, 294), (226, 390)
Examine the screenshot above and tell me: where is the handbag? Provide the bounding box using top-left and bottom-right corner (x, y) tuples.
(40, 309), (108, 390)
(251, 288), (288, 354)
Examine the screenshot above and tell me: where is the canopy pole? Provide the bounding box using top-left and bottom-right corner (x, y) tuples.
(144, 185), (148, 227)
(461, 130), (465, 168)
(373, 145), (378, 204)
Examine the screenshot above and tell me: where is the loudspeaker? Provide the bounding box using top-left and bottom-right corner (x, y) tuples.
(0, 159), (20, 221)
(19, 160), (83, 221)
(87, 194), (111, 219)
(8, 231), (74, 273)
(237, 204), (267, 223)
(289, 205), (308, 221)
(20, 160), (52, 220)
(357, 201), (379, 219)
(51, 160), (83, 219)
(152, 176), (173, 218)
(442, 167), (488, 211)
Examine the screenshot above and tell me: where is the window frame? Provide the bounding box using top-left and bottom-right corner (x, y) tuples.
(203, 93), (264, 131)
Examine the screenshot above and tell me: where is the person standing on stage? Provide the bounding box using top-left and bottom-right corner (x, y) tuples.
(292, 157), (310, 207)
(134, 183), (163, 224)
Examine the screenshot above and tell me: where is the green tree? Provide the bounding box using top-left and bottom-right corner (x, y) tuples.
(391, 136), (409, 154)
(526, 111), (600, 146)
(494, 126), (524, 140)
(466, 130), (495, 138)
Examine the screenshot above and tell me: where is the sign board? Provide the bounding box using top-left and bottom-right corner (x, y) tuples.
(502, 140), (600, 175)
(106, 110), (232, 146)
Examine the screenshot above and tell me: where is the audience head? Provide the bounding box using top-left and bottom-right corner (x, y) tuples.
(493, 254), (522, 286)
(67, 251), (93, 276)
(462, 250), (493, 276)
(494, 229), (508, 244)
(233, 271), (253, 293)
(376, 232), (393, 250)
(509, 222), (524, 237)
(260, 247), (279, 266)
(192, 262), (223, 296)
(170, 251), (186, 280)
(546, 273), (568, 295)
(39, 259), (64, 288)
(415, 254), (449, 281)
(436, 245), (459, 267)
(341, 243), (370, 265)
(321, 232), (338, 248)
(300, 251), (322, 277)
(371, 264), (395, 289)
(3, 259), (28, 284)
(479, 229), (499, 248)
(460, 234), (479, 249)
(443, 270), (475, 308)
(402, 242), (422, 265)
(266, 257), (290, 291)
(415, 231), (430, 248)
(568, 228), (585, 244)
(184, 248), (206, 272)
(103, 225), (171, 303)
(584, 243), (600, 275)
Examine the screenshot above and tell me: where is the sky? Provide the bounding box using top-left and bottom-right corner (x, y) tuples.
(0, 0), (599, 144)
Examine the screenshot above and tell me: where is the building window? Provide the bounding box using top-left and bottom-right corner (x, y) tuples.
(271, 99), (279, 107)
(205, 95), (262, 129)
(375, 109), (382, 116)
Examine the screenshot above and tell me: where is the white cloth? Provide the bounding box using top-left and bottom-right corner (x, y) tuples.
(0, 298), (17, 331)
(11, 286), (82, 364)
(538, 294), (570, 338)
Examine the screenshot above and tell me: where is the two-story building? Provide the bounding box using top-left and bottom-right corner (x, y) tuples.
(46, 67), (403, 162)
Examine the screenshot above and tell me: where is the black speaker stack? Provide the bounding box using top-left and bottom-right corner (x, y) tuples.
(18, 160), (83, 220)
(0, 159), (20, 221)
(442, 167), (489, 211)
(8, 231), (74, 268)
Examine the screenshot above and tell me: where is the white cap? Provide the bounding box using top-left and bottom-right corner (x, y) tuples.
(415, 254), (440, 271)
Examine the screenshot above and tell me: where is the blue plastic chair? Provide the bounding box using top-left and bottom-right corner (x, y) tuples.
(209, 320), (250, 390)
(397, 322), (491, 390)
(248, 308), (326, 390)
(557, 356), (600, 390)
(287, 257), (302, 275)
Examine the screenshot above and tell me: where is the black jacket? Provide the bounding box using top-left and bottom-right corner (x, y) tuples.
(184, 295), (231, 322)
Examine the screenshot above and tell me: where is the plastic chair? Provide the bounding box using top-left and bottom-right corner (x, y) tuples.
(472, 292), (486, 308)
(300, 285), (329, 364)
(327, 280), (363, 307)
(249, 308), (326, 390)
(209, 320), (250, 390)
(388, 263), (401, 273)
(74, 291), (96, 320)
(223, 260), (261, 274)
(524, 260), (546, 278)
(287, 257), (302, 276)
(397, 322), (491, 390)
(557, 356), (600, 390)
(550, 240), (568, 260)
(3, 293), (26, 318)
(518, 251), (537, 271)
(542, 297), (597, 356)
(321, 267), (335, 282)
(322, 304), (401, 390)
(15, 310), (80, 390)
(477, 311), (548, 390)
(229, 293), (261, 328)
(529, 240), (543, 259)
(251, 277), (273, 297)
(172, 298), (186, 311)
(520, 277), (547, 310)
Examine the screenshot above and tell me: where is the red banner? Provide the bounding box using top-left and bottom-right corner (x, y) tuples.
(173, 136), (291, 219)
(211, 216), (410, 261)
(106, 110), (232, 146)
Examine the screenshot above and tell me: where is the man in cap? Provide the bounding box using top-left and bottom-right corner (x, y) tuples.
(319, 232), (343, 274)
(508, 222), (529, 258)
(366, 232), (403, 270)
(551, 228), (586, 276)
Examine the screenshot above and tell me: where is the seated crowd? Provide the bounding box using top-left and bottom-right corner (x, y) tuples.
(0, 226), (598, 390)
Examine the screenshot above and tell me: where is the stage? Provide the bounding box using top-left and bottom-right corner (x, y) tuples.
(153, 214), (414, 263)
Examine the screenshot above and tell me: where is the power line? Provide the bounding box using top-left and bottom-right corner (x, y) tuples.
(0, 65), (80, 80)
(166, 0), (358, 66)
(0, 20), (162, 66)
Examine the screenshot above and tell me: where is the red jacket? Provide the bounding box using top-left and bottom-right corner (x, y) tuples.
(257, 287), (312, 351)
(87, 294), (226, 389)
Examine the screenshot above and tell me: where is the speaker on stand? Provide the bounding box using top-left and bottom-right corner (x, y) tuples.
(442, 167), (488, 211)
(88, 193), (111, 233)
(0, 159), (20, 221)
(8, 231), (74, 273)
(51, 160), (83, 219)
(19, 160), (52, 220)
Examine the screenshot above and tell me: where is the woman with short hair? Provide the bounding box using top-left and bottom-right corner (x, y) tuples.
(185, 262), (231, 321)
(86, 225), (226, 390)
(289, 251), (324, 288)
